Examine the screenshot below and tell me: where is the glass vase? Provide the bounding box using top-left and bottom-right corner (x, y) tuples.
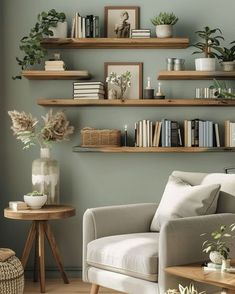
(32, 148), (60, 204)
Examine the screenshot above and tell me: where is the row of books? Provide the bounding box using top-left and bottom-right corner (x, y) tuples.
(225, 120), (235, 147)
(73, 81), (105, 99)
(71, 13), (100, 38)
(131, 29), (151, 38)
(45, 60), (65, 71)
(184, 119), (220, 147)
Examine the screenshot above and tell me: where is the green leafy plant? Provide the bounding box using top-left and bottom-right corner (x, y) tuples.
(201, 225), (234, 259)
(26, 191), (44, 196)
(210, 79), (235, 99)
(13, 9), (66, 80)
(214, 41), (235, 62)
(192, 26), (224, 58)
(151, 12), (178, 26)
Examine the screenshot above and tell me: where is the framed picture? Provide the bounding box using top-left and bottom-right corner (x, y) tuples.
(104, 6), (140, 38)
(105, 62), (143, 99)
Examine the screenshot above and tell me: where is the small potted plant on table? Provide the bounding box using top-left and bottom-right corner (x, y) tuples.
(192, 26), (224, 71)
(214, 41), (235, 71)
(151, 12), (178, 38)
(24, 191), (47, 210)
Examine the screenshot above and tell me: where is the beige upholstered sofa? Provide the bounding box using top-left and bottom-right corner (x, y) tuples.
(83, 171), (235, 294)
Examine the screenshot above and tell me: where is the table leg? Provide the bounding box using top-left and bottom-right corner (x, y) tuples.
(33, 222), (39, 282)
(44, 222), (69, 284)
(38, 221), (46, 293)
(21, 221), (36, 268)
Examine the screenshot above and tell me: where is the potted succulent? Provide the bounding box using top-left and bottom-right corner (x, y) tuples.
(24, 191), (47, 210)
(13, 9), (66, 79)
(192, 26), (224, 71)
(201, 225), (234, 264)
(214, 41), (235, 72)
(151, 12), (178, 38)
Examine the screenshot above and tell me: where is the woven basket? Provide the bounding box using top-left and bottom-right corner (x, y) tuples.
(81, 128), (121, 147)
(0, 255), (24, 294)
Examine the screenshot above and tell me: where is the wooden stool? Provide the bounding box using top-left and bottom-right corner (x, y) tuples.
(4, 205), (76, 293)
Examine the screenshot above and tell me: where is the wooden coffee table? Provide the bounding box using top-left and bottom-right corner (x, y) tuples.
(165, 263), (235, 294)
(4, 205), (76, 293)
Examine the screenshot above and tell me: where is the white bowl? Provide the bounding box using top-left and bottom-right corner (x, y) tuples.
(24, 195), (47, 210)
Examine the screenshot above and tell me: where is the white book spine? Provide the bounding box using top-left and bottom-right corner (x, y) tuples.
(143, 120), (147, 148)
(139, 121), (143, 147)
(147, 120), (150, 147)
(199, 121), (203, 147)
(150, 121), (153, 147)
(82, 17), (86, 38)
(188, 120), (192, 147)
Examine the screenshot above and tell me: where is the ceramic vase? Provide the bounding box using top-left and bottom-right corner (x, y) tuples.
(49, 21), (68, 38)
(195, 58), (216, 71)
(209, 251), (224, 265)
(155, 25), (173, 38)
(32, 148), (60, 205)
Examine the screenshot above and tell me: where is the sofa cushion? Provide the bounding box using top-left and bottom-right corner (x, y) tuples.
(87, 232), (159, 282)
(150, 175), (221, 231)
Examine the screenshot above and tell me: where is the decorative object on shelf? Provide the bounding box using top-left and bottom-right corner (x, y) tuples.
(49, 20), (67, 38)
(105, 62), (143, 99)
(73, 81), (105, 99)
(108, 88), (118, 99)
(104, 6), (140, 38)
(45, 52), (65, 71)
(8, 110), (74, 204)
(130, 29), (151, 38)
(151, 12), (178, 38)
(143, 77), (154, 99)
(23, 191), (47, 210)
(81, 127), (121, 147)
(166, 58), (176, 71)
(196, 86), (234, 99)
(209, 79), (235, 99)
(174, 58), (185, 71)
(214, 41), (235, 72)
(192, 26), (224, 71)
(201, 224), (235, 264)
(155, 82), (165, 99)
(13, 9), (66, 79)
(124, 125), (128, 146)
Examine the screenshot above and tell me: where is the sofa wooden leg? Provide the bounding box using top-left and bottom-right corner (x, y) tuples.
(90, 284), (100, 294)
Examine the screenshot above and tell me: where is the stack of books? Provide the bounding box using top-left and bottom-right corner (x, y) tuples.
(45, 60), (65, 71)
(161, 119), (182, 147)
(71, 13), (100, 38)
(184, 119), (220, 147)
(9, 201), (28, 211)
(225, 120), (235, 147)
(131, 29), (151, 38)
(73, 82), (105, 99)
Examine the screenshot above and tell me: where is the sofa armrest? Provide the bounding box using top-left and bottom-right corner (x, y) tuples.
(158, 213), (235, 294)
(82, 202), (157, 281)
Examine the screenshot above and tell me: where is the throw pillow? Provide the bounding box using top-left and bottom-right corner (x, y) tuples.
(150, 175), (221, 232)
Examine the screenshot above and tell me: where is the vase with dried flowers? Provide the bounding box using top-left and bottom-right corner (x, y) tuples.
(8, 109), (74, 204)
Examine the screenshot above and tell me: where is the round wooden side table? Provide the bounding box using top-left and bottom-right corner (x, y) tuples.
(4, 205), (76, 293)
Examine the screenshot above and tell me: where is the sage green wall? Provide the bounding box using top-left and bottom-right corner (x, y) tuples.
(2, 0), (235, 274)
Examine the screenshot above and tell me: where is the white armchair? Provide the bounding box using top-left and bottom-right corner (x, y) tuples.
(83, 171), (235, 294)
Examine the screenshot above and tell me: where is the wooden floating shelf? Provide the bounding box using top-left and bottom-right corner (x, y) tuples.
(37, 98), (235, 107)
(41, 37), (189, 49)
(158, 71), (235, 80)
(73, 146), (235, 153)
(22, 70), (91, 80)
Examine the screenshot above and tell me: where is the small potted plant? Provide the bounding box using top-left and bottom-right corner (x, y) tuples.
(24, 191), (47, 210)
(201, 225), (234, 264)
(214, 41), (235, 72)
(192, 26), (224, 71)
(151, 12), (178, 38)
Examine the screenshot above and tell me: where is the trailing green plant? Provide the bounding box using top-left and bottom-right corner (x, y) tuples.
(201, 225), (235, 259)
(13, 9), (66, 80)
(192, 26), (224, 58)
(214, 41), (235, 62)
(151, 12), (178, 26)
(210, 79), (235, 99)
(26, 191), (44, 196)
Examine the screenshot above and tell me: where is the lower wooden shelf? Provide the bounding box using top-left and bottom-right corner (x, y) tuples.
(73, 146), (235, 153)
(22, 70), (91, 80)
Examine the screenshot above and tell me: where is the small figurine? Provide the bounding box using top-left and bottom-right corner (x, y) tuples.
(108, 88), (118, 99)
(155, 82), (165, 99)
(144, 77), (154, 99)
(114, 11), (131, 38)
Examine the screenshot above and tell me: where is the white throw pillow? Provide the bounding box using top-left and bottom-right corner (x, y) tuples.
(150, 175), (221, 232)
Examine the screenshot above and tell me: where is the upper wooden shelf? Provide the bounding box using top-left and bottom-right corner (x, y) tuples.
(158, 71), (235, 80)
(37, 98), (235, 107)
(22, 70), (91, 80)
(73, 146), (235, 153)
(41, 37), (189, 49)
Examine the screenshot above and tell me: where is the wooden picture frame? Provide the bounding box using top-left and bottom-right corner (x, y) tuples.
(104, 6), (140, 38)
(105, 62), (143, 99)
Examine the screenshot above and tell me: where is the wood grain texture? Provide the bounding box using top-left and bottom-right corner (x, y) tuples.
(165, 264), (235, 290)
(41, 37), (189, 49)
(37, 98), (235, 107)
(38, 222), (46, 293)
(22, 70), (91, 80)
(4, 205), (76, 221)
(90, 284), (100, 294)
(158, 70), (235, 80)
(72, 146), (235, 153)
(21, 222), (36, 268)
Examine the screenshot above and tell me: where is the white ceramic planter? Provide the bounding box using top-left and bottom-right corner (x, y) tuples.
(195, 58), (216, 71)
(24, 195), (47, 210)
(49, 21), (68, 38)
(221, 61), (234, 72)
(155, 25), (173, 38)
(209, 251), (224, 265)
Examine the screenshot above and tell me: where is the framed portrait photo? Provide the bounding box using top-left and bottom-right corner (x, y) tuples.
(105, 62), (143, 99)
(104, 6), (140, 38)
